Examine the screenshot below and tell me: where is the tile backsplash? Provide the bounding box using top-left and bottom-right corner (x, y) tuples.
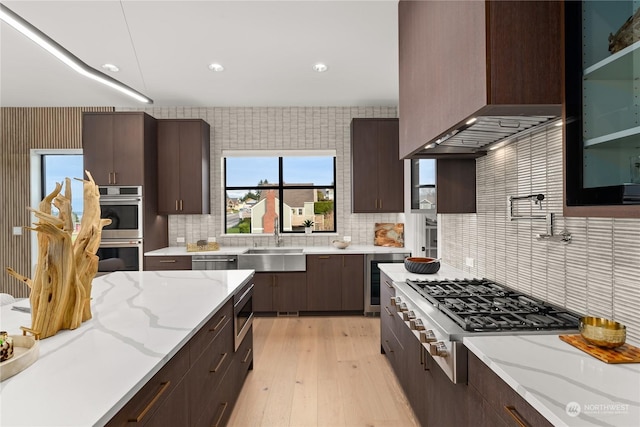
(439, 123), (640, 345)
(118, 106), (404, 247)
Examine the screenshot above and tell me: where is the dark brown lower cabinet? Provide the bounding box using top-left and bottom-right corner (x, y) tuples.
(253, 272), (307, 313)
(306, 254), (364, 312)
(467, 352), (553, 427)
(106, 299), (253, 427)
(144, 255), (192, 271)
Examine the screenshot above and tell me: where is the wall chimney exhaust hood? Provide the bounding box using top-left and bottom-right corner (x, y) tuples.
(413, 111), (560, 158)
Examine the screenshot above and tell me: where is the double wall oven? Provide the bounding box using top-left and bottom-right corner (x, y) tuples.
(96, 186), (143, 273)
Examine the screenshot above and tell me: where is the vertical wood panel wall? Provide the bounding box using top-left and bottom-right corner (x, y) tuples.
(1, 107), (112, 298)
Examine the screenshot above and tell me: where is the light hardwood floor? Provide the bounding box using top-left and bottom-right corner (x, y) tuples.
(227, 316), (420, 427)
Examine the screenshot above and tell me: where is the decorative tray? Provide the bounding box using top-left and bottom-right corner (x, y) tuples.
(0, 335), (39, 381)
(559, 334), (640, 364)
(186, 242), (220, 252)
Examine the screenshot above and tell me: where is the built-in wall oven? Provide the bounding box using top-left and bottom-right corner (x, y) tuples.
(99, 186), (143, 240)
(233, 279), (254, 350)
(97, 186), (144, 273)
(365, 252), (411, 314)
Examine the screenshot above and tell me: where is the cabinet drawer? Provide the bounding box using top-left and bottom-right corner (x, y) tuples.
(468, 352), (553, 427)
(193, 358), (237, 427)
(188, 319), (234, 422)
(105, 345), (189, 426)
(145, 255), (192, 271)
(235, 325), (253, 387)
(190, 300), (233, 364)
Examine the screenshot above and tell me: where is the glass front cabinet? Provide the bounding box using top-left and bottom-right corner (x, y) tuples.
(565, 0), (640, 216)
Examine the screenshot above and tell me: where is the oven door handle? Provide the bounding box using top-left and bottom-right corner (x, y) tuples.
(100, 197), (142, 204)
(99, 240), (142, 248)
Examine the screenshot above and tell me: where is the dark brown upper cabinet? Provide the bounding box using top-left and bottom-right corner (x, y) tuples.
(436, 159), (476, 214)
(351, 118), (404, 213)
(82, 112), (157, 187)
(398, 0), (562, 158)
(157, 119), (210, 215)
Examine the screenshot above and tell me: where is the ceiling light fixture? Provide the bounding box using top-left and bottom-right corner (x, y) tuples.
(101, 63), (120, 72)
(0, 4), (153, 104)
(208, 63), (224, 72)
(313, 63), (328, 73)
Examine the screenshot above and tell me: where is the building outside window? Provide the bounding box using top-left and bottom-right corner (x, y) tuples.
(224, 151), (336, 234)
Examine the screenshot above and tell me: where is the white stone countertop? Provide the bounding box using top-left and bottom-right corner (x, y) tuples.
(0, 269), (255, 427)
(379, 263), (640, 426)
(464, 335), (640, 427)
(145, 244), (412, 257)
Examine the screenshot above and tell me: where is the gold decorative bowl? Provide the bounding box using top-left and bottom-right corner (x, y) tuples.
(579, 317), (626, 348)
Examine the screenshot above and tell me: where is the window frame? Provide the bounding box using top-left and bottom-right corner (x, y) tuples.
(223, 151), (337, 234)
(410, 158), (437, 213)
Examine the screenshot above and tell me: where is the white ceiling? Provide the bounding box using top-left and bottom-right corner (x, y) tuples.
(0, 0), (399, 108)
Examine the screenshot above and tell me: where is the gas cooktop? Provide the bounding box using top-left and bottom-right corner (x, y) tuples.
(405, 278), (581, 333)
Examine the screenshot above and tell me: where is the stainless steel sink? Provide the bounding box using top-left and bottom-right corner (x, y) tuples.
(238, 248), (306, 272)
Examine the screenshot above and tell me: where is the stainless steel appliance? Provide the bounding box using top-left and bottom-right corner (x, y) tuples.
(192, 255), (238, 270)
(392, 277), (580, 383)
(365, 252), (410, 314)
(96, 239), (143, 273)
(233, 279), (254, 350)
(99, 186), (143, 240)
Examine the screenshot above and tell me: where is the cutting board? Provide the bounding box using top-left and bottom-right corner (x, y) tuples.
(559, 334), (640, 364)
(374, 223), (404, 247)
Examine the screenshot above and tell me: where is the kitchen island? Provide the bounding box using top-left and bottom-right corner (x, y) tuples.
(0, 269), (254, 427)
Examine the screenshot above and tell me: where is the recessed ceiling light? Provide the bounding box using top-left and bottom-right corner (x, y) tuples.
(313, 63), (328, 73)
(101, 63), (119, 72)
(208, 63), (224, 72)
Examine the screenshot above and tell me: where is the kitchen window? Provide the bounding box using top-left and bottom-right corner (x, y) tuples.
(410, 159), (436, 212)
(223, 150), (336, 234)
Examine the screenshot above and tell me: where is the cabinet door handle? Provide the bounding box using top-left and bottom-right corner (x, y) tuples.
(212, 402), (229, 427)
(112, 172), (117, 184)
(384, 306), (392, 316)
(379, 199), (382, 209)
(209, 315), (227, 332)
(385, 339), (394, 353)
(179, 199), (183, 211)
(175, 200), (179, 211)
(210, 352), (228, 373)
(274, 275), (277, 287)
(319, 255), (330, 259)
(128, 381), (171, 423)
(242, 347), (253, 364)
(384, 280), (393, 289)
(504, 405), (529, 427)
(158, 260), (176, 263)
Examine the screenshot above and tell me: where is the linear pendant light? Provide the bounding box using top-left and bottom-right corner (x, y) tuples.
(0, 4), (153, 104)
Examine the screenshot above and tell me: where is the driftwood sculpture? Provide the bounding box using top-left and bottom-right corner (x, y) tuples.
(609, 8), (640, 53)
(6, 171), (110, 339)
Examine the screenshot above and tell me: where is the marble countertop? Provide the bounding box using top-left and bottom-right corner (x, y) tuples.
(464, 335), (640, 427)
(0, 269), (255, 427)
(378, 264), (640, 427)
(145, 244), (412, 257)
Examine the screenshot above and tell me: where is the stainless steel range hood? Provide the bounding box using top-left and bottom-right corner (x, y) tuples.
(411, 114), (559, 158)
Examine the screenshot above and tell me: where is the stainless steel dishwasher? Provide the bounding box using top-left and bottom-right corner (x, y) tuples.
(365, 252), (410, 314)
(191, 254), (238, 270)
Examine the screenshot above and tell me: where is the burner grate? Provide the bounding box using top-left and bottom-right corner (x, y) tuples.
(406, 278), (581, 332)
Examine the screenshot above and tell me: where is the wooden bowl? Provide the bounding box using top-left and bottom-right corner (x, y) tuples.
(404, 257), (441, 274)
(580, 317), (626, 348)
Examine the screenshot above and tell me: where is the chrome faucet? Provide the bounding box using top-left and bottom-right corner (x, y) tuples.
(274, 217), (283, 247)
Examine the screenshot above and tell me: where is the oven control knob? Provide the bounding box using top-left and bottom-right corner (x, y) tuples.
(420, 329), (437, 343)
(391, 296), (402, 306)
(429, 341), (448, 357)
(410, 318), (425, 331)
(398, 302), (409, 312)
(403, 310), (416, 321)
